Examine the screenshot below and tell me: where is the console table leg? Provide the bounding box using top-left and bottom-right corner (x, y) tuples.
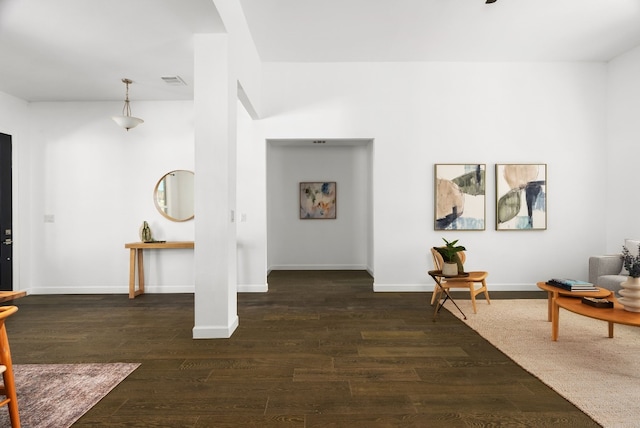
(128, 249), (136, 299)
(136, 249), (145, 297)
(608, 322), (614, 338)
(129, 249), (145, 299)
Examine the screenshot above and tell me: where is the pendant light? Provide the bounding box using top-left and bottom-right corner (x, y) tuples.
(112, 78), (144, 131)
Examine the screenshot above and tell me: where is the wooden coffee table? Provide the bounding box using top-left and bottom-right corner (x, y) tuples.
(552, 294), (640, 341)
(537, 282), (613, 321)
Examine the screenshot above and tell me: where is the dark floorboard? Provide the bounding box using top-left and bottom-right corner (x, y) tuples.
(3, 271), (599, 427)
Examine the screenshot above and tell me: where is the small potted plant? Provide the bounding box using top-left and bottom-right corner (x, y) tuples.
(619, 244), (640, 312)
(622, 244), (640, 278)
(434, 238), (465, 276)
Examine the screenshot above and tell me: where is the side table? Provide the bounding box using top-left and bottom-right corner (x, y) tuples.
(428, 270), (469, 321)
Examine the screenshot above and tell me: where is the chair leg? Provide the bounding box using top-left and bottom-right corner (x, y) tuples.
(431, 287), (443, 305)
(469, 284), (478, 313)
(482, 280), (491, 305)
(3, 366), (19, 428)
(0, 327), (19, 428)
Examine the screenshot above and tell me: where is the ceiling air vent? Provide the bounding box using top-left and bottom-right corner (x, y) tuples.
(161, 76), (187, 86)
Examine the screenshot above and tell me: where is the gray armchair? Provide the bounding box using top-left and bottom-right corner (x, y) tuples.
(588, 254), (625, 294)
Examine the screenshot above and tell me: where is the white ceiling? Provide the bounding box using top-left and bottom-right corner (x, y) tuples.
(0, 0), (224, 101)
(240, 0), (640, 62)
(1, 0), (640, 102)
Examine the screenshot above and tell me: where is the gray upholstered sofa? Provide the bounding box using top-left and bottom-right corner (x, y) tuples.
(589, 239), (640, 294)
(588, 254), (625, 294)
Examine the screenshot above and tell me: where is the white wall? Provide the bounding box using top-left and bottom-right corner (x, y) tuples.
(4, 56), (636, 295)
(0, 0), (264, 320)
(606, 45), (640, 253)
(0, 92), (30, 293)
(26, 100), (195, 294)
(236, 102), (267, 290)
(266, 142), (371, 271)
(259, 62), (608, 291)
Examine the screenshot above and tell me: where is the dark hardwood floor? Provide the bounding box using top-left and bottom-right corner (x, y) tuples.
(5, 271), (599, 427)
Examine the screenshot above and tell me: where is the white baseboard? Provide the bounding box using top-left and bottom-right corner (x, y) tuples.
(481, 283), (542, 292)
(373, 283), (544, 292)
(29, 284), (269, 294)
(238, 283), (268, 292)
(24, 282), (543, 295)
(269, 264), (369, 271)
(192, 316), (239, 339)
(373, 283), (431, 292)
(29, 285), (195, 295)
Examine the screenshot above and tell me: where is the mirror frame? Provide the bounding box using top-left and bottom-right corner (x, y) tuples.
(153, 169), (194, 222)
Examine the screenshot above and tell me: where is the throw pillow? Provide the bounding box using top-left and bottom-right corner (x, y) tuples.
(621, 239), (640, 275)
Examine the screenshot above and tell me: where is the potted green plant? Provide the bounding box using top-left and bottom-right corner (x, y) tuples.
(622, 244), (640, 278)
(434, 238), (465, 276)
(619, 244), (640, 312)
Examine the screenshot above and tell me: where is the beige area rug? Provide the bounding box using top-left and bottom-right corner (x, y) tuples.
(0, 363), (139, 428)
(444, 298), (639, 428)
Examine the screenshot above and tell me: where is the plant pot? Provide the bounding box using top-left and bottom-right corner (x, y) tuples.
(618, 276), (640, 312)
(442, 262), (458, 277)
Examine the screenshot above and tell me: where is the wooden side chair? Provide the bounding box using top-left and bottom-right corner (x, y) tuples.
(0, 305), (19, 427)
(430, 248), (491, 313)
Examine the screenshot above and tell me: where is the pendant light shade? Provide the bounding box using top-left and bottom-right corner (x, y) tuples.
(112, 78), (144, 131)
(112, 115), (144, 130)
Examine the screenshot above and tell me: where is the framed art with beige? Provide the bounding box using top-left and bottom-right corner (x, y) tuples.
(434, 164), (486, 230)
(495, 164), (547, 230)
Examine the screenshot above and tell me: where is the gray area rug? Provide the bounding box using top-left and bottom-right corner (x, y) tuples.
(0, 363), (139, 428)
(444, 298), (639, 428)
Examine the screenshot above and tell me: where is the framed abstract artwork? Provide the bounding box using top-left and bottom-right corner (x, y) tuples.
(495, 164), (547, 230)
(434, 164), (486, 230)
(299, 182), (337, 219)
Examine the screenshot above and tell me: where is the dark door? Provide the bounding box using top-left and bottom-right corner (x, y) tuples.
(0, 133), (12, 291)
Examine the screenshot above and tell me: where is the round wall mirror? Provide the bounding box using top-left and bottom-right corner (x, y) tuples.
(154, 170), (194, 222)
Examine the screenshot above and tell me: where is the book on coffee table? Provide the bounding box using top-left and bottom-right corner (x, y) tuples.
(547, 278), (599, 292)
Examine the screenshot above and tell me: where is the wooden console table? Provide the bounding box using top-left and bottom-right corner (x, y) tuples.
(124, 241), (194, 299)
(0, 291), (26, 303)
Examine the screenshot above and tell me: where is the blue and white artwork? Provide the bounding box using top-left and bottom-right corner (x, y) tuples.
(300, 182), (336, 219)
(496, 164), (547, 230)
(434, 164), (486, 231)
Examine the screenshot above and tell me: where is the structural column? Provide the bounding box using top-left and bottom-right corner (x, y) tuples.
(193, 34), (239, 338)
